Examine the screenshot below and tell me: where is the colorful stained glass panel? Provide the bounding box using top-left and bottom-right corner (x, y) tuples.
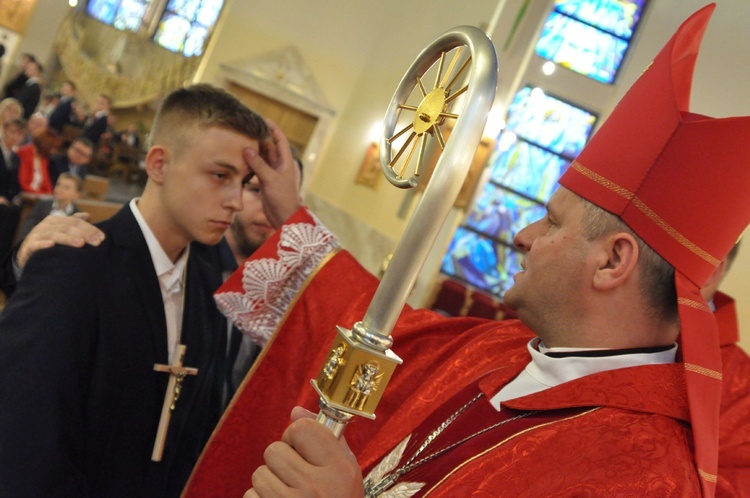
(505, 86), (596, 158)
(87, 0), (120, 25)
(488, 138), (568, 202)
(113, 0), (149, 32)
(536, 11), (629, 84)
(441, 228), (522, 296)
(554, 0), (646, 38)
(465, 184), (546, 244)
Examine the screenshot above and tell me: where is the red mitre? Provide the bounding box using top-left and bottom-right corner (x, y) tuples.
(559, 4), (750, 497)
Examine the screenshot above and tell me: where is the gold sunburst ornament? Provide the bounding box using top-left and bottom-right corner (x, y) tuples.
(387, 47), (471, 183)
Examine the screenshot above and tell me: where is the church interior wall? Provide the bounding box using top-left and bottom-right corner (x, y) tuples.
(2, 0), (748, 354)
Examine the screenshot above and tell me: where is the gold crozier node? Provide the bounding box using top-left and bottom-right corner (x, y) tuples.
(312, 325), (401, 423)
(151, 344), (198, 461)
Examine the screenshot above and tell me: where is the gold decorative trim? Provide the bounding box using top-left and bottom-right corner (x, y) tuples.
(571, 161), (720, 267)
(698, 469), (717, 483)
(684, 363), (722, 381)
(571, 162), (634, 200)
(677, 297), (711, 313)
(423, 407), (601, 496)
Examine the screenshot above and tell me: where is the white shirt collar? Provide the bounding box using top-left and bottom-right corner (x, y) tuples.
(489, 338), (677, 410)
(128, 198), (189, 293)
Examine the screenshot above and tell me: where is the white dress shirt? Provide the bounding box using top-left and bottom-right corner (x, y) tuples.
(129, 198), (189, 362)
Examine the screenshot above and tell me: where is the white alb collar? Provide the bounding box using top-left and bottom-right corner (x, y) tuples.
(489, 338), (677, 410)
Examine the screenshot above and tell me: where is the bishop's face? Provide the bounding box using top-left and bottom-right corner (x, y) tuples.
(503, 187), (593, 344)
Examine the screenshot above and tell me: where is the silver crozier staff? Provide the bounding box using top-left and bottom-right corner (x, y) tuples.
(310, 25), (499, 437)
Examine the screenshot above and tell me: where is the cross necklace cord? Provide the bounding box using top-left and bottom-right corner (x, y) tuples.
(364, 393), (537, 497)
(151, 264), (196, 462)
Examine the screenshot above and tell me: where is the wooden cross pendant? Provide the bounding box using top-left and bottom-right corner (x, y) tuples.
(151, 344), (198, 461)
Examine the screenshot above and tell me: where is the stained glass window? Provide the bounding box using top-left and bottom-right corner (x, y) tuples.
(535, 0), (646, 84)
(154, 0), (225, 57)
(441, 86), (597, 299)
(87, 0), (152, 33)
(85, 0), (225, 58)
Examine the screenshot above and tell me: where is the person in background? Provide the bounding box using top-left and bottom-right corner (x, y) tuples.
(49, 136), (94, 184)
(0, 98), (23, 128)
(14, 60), (42, 120)
(2, 53), (35, 100)
(82, 93), (112, 147)
(14, 172), (82, 243)
(15, 128), (60, 194)
(699, 243), (750, 493)
(0, 118), (26, 259)
(47, 80), (77, 134)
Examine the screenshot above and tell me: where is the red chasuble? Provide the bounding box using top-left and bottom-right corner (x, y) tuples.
(714, 292), (750, 497)
(185, 208), (705, 497)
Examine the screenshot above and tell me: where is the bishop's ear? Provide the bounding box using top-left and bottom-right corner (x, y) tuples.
(592, 232), (639, 291)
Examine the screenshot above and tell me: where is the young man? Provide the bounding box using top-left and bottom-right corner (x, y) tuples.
(0, 84), (270, 497)
(14, 60), (42, 120)
(49, 136), (95, 183)
(48, 80), (78, 134)
(14, 172), (83, 243)
(0, 118), (26, 257)
(185, 6), (749, 498)
(82, 93), (112, 146)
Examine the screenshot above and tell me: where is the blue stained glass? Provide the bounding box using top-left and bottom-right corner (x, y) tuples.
(488, 138), (568, 202)
(441, 228), (523, 296)
(183, 25), (208, 56)
(167, 0), (201, 19)
(536, 11), (629, 84)
(465, 184), (546, 244)
(155, 14), (191, 52)
(196, 0), (223, 26)
(554, 0), (646, 39)
(87, 0), (120, 25)
(506, 87), (596, 158)
(113, 0), (148, 32)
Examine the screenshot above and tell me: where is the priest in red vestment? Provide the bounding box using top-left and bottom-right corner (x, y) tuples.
(185, 4), (750, 497)
(701, 243), (750, 496)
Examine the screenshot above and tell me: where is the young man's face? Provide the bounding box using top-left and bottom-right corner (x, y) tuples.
(2, 125), (25, 148)
(158, 125), (256, 249)
(53, 177), (81, 206)
(503, 187), (593, 342)
(67, 141), (93, 166)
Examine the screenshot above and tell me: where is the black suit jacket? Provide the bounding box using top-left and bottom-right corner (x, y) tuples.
(0, 206), (227, 497)
(15, 80), (41, 119)
(48, 97), (75, 134)
(49, 153), (89, 184)
(2, 71), (26, 100)
(83, 114), (108, 145)
(0, 149), (20, 200)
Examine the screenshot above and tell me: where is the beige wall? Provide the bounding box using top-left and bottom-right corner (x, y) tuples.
(10, 0), (750, 353)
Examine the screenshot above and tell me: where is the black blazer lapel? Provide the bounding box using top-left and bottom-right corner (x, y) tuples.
(103, 206), (169, 380)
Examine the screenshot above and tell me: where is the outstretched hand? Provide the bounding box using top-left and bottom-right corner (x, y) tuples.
(243, 119), (302, 228)
(17, 212), (105, 268)
(244, 407), (365, 498)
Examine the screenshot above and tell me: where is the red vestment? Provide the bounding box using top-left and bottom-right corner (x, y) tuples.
(714, 292), (750, 497)
(185, 208), (708, 497)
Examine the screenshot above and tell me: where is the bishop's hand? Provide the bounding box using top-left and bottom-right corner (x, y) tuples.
(242, 120), (302, 229)
(245, 406), (365, 498)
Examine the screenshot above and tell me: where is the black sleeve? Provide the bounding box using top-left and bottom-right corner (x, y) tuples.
(0, 246), (97, 497)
